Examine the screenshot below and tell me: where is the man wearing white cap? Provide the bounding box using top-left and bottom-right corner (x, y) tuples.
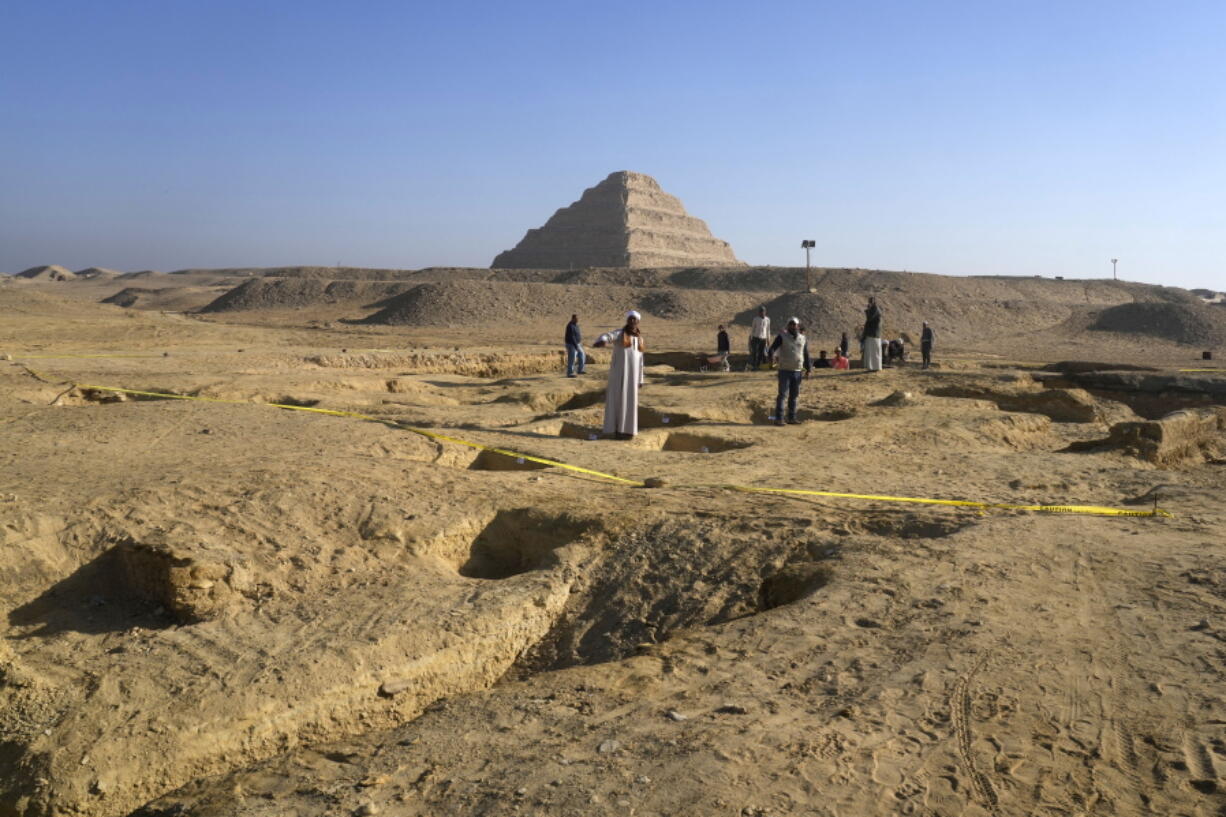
(593, 310), (645, 439)
(767, 317), (811, 425)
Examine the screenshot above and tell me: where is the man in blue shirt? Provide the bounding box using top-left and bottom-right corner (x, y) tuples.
(565, 314), (586, 377)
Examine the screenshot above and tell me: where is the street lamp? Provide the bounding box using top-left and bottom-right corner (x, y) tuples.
(1111, 258), (1118, 280)
(801, 240), (816, 292)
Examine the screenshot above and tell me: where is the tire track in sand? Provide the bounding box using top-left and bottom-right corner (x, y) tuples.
(950, 653), (999, 812)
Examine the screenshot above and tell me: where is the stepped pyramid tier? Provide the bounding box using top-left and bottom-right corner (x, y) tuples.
(492, 171), (743, 269)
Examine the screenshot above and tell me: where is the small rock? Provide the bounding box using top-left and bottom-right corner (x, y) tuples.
(665, 710), (687, 722)
(1191, 619), (1211, 631)
(597, 739), (620, 754)
(515, 787), (528, 796)
(854, 617), (881, 628)
(636, 775), (651, 784)
(354, 803), (378, 816)
(715, 704), (748, 715)
(379, 679), (413, 697)
(874, 389), (918, 407)
(643, 477), (666, 489)
(200, 428), (212, 435)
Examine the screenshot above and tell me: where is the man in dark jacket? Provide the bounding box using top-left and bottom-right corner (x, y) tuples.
(921, 321), (935, 368)
(861, 297), (883, 371)
(565, 314), (586, 377)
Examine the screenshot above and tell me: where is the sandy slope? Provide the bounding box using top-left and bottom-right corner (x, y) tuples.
(0, 283), (1223, 817)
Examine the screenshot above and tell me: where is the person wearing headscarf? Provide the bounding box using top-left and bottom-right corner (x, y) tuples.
(593, 310), (645, 438)
(767, 317), (811, 425)
(920, 321), (935, 369)
(861, 297), (883, 372)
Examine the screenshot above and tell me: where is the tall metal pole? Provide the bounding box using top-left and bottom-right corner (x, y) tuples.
(1111, 258), (1118, 280)
(802, 239), (816, 292)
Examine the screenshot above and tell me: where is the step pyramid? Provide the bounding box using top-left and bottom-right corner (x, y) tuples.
(492, 171), (742, 269)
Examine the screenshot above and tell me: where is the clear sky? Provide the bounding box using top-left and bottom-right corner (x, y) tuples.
(2, 1), (1222, 290)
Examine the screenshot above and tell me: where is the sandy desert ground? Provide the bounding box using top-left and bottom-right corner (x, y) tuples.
(2, 268), (1225, 817)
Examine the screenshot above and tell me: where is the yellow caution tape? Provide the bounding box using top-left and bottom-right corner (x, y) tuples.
(70, 382), (643, 486)
(8, 361), (1173, 516)
(1177, 368), (1221, 373)
(12, 353), (165, 359)
(725, 485), (1171, 518)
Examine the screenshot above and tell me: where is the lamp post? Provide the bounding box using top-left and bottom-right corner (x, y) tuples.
(801, 240), (816, 292)
(1111, 258), (1118, 280)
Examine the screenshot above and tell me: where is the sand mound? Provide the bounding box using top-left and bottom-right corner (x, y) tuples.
(199, 278), (415, 312)
(16, 265), (76, 281)
(742, 290), (1081, 345)
(1090, 301), (1226, 346)
(74, 267), (121, 279)
(101, 287), (162, 307)
(361, 280), (764, 327)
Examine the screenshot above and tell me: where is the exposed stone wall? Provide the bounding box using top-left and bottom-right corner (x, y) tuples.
(492, 171), (742, 269)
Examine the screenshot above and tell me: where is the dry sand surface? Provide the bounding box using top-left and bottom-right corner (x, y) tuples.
(1, 270), (1225, 817)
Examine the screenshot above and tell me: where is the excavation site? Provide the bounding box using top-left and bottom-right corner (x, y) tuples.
(3, 255), (1224, 817)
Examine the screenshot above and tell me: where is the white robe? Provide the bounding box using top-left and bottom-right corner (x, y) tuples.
(863, 335), (882, 371)
(599, 330), (643, 436)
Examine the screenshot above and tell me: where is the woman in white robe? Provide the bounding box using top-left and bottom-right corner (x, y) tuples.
(594, 310), (645, 438)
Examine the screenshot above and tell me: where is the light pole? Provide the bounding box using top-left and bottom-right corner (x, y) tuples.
(801, 240), (816, 291)
(1111, 258), (1118, 280)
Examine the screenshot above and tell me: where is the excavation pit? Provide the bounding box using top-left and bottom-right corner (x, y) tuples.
(554, 390), (607, 412)
(269, 396), (321, 408)
(458, 509), (599, 580)
(638, 407), (696, 429)
(515, 517), (839, 674)
(633, 431), (752, 453)
(759, 562), (833, 610)
(838, 513), (975, 539)
(75, 387), (183, 404)
(468, 450), (552, 472)
(556, 421), (602, 441)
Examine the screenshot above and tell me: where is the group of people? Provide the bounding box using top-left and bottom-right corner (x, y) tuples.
(563, 300), (937, 438)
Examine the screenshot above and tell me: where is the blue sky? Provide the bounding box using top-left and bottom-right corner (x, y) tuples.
(1, 1), (1222, 290)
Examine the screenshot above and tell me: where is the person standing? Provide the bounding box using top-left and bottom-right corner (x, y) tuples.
(594, 310), (645, 439)
(768, 317), (811, 425)
(838, 332), (850, 358)
(564, 314), (586, 377)
(717, 324), (730, 355)
(861, 297), (883, 372)
(750, 307), (771, 370)
(921, 321), (935, 369)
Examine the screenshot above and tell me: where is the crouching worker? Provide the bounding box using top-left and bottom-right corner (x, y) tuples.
(768, 317), (811, 425)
